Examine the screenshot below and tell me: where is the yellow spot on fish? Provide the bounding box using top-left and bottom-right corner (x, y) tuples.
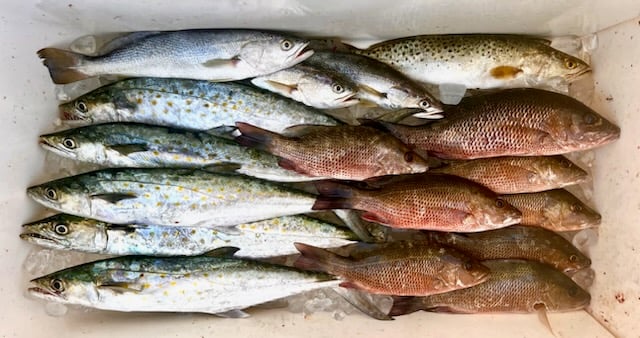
(163, 291), (169, 296)
(231, 105), (237, 110)
(237, 100), (243, 105)
(174, 202), (181, 207)
(245, 108), (250, 113)
(136, 98), (143, 104)
(222, 102), (227, 107)
(250, 224), (257, 230)
(190, 229), (196, 235)
(151, 100), (157, 106)
(190, 203), (198, 210)
(186, 109), (192, 113)
(170, 281), (177, 286)
(155, 186), (161, 190)
(167, 101), (173, 107)
(203, 103), (210, 108)
(213, 102), (219, 107)
(163, 108), (168, 114)
(142, 283), (151, 289)
(143, 193), (151, 198)
(156, 94), (162, 99)
(123, 183), (129, 187)
(139, 184), (145, 188)
(173, 155), (180, 160)
(237, 188), (242, 193)
(162, 231), (168, 238)
(206, 188), (213, 193)
(186, 99), (192, 105)
(217, 195), (225, 200)
(203, 273), (209, 277)
(180, 290), (185, 295)
(160, 274), (166, 278)
(156, 202), (163, 207)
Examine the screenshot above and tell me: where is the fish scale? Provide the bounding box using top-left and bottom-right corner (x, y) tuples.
(358, 34), (590, 89)
(58, 78), (339, 132)
(382, 88), (620, 159)
(431, 156), (589, 194)
(27, 168), (317, 227)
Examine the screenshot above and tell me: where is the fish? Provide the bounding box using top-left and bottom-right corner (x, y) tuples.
(250, 63), (360, 109)
(430, 156), (589, 194)
(56, 78), (339, 133)
(26, 168), (318, 227)
(380, 89), (620, 159)
(501, 189), (601, 231)
(235, 123), (430, 180)
(38, 29), (314, 84)
(311, 174), (522, 232)
(357, 34), (591, 89)
(294, 241), (490, 296)
(28, 248), (340, 316)
(38, 122), (316, 182)
(426, 225), (591, 273)
(389, 259), (591, 316)
(20, 214), (357, 258)
(305, 52), (443, 117)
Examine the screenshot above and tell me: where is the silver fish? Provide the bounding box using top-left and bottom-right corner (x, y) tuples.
(38, 123), (314, 182)
(20, 214), (357, 258)
(57, 78), (339, 133)
(28, 248), (340, 316)
(26, 168), (318, 227)
(38, 29), (314, 84)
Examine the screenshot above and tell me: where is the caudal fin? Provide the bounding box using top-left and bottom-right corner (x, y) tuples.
(388, 296), (424, 317)
(234, 122), (281, 152)
(37, 48), (89, 84)
(293, 242), (345, 275)
(312, 180), (356, 211)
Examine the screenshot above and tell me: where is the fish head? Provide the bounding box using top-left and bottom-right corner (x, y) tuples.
(59, 90), (133, 124)
(530, 156), (589, 188)
(239, 35), (313, 73)
(469, 193), (522, 229)
(377, 144), (430, 176)
(386, 86), (444, 116)
(543, 190), (602, 231)
(20, 214), (108, 252)
(538, 48), (591, 82)
(536, 270), (591, 311)
(294, 72), (359, 109)
(29, 264), (100, 307)
(38, 126), (105, 161)
(437, 249), (491, 289)
(27, 177), (92, 216)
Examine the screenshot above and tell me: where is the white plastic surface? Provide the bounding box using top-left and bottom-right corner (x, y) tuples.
(1, 1), (639, 337)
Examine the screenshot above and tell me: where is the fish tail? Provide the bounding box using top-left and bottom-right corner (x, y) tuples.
(293, 242), (346, 274)
(37, 48), (89, 84)
(312, 180), (356, 210)
(388, 296), (426, 316)
(234, 122), (281, 152)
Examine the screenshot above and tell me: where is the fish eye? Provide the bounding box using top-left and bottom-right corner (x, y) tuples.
(44, 187), (58, 201)
(419, 100), (431, 109)
(569, 255), (578, 262)
(571, 204), (583, 212)
(463, 261), (473, 271)
(583, 114), (597, 124)
(404, 152), (414, 163)
(54, 223), (69, 235)
(62, 138), (77, 149)
(565, 59), (577, 69)
(561, 160), (572, 168)
(280, 39), (293, 51)
(495, 199), (505, 208)
(50, 278), (65, 292)
(75, 100), (88, 113)
(332, 83), (345, 94)
(568, 286), (578, 297)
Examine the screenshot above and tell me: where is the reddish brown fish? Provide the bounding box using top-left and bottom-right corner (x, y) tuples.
(430, 156), (588, 194)
(389, 259), (591, 316)
(294, 241), (490, 296)
(381, 88), (620, 159)
(501, 189), (601, 231)
(235, 123), (428, 180)
(312, 173), (522, 232)
(426, 225), (591, 273)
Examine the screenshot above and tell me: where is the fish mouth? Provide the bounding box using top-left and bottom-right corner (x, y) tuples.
(566, 67), (592, 80)
(338, 93), (360, 106)
(38, 137), (76, 158)
(20, 232), (60, 247)
(294, 42), (315, 61)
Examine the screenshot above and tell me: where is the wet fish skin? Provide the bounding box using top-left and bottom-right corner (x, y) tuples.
(28, 251), (340, 316)
(426, 225), (591, 273)
(430, 156), (589, 194)
(305, 52), (443, 117)
(38, 29), (314, 84)
(389, 259), (591, 316)
(57, 78), (339, 133)
(312, 174), (522, 232)
(38, 122), (314, 182)
(235, 123), (429, 180)
(26, 168), (317, 227)
(501, 189), (601, 231)
(20, 214), (357, 258)
(294, 241), (490, 296)
(250, 64), (360, 109)
(381, 89), (620, 159)
(358, 34), (590, 89)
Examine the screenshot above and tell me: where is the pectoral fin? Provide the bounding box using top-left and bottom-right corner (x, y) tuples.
(215, 309), (250, 318)
(108, 144), (149, 156)
(98, 282), (144, 293)
(202, 246), (240, 258)
(534, 303), (556, 337)
(490, 66), (523, 79)
(90, 193), (137, 204)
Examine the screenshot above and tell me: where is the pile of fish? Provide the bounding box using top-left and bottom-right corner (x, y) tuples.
(22, 29), (619, 323)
